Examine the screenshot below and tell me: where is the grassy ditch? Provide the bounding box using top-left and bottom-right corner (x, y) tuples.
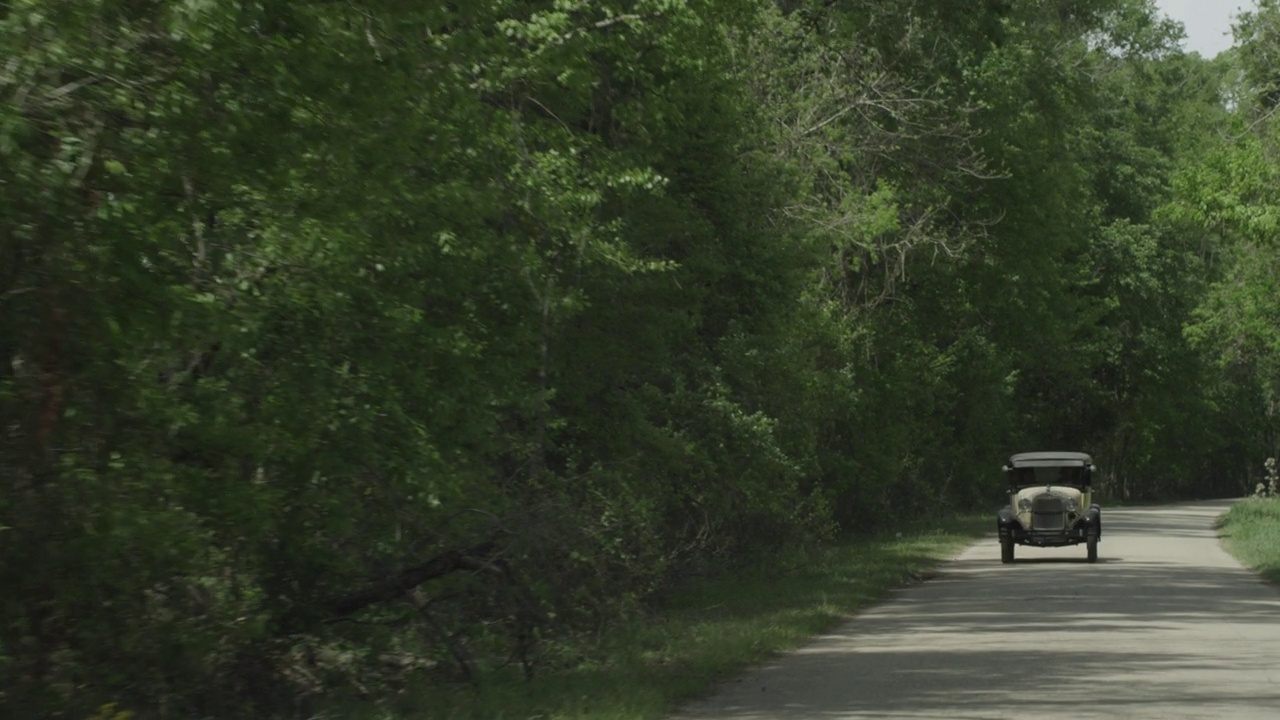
(1218, 497), (1280, 585)
(328, 515), (988, 720)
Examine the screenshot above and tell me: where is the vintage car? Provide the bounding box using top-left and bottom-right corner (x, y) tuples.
(996, 451), (1101, 563)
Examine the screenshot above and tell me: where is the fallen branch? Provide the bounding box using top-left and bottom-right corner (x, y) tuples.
(329, 541), (498, 618)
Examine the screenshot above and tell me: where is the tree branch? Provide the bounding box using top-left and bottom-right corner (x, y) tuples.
(329, 541), (499, 618)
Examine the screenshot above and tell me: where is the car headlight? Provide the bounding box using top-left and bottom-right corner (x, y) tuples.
(1017, 497), (1032, 511)
(1064, 497), (1079, 512)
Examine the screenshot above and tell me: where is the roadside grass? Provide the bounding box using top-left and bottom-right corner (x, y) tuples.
(326, 515), (988, 720)
(1218, 497), (1280, 585)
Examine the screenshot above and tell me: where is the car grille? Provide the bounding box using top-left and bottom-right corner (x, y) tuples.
(1031, 495), (1066, 530)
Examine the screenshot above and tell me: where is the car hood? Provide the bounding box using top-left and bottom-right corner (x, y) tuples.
(1013, 485), (1084, 505)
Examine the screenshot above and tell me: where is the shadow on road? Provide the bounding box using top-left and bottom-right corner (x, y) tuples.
(675, 501), (1280, 719)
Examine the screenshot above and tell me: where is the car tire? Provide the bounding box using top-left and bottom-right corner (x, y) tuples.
(1001, 538), (1015, 564)
(1086, 534), (1098, 563)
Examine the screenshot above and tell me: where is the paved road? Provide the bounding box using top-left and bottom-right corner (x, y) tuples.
(672, 500), (1280, 719)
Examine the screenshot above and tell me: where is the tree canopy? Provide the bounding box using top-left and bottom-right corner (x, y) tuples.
(1, 0), (1275, 716)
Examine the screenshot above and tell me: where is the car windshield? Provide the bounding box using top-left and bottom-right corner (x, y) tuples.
(1010, 465), (1084, 487)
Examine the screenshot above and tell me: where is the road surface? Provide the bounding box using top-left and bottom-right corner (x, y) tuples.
(672, 500), (1280, 719)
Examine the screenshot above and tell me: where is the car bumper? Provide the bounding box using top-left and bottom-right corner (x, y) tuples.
(998, 505), (1100, 546)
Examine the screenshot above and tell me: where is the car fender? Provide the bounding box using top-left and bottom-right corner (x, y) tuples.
(1073, 504), (1102, 534)
(997, 506), (1022, 537)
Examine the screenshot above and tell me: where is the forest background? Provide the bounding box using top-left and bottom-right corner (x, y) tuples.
(5, 0), (1280, 717)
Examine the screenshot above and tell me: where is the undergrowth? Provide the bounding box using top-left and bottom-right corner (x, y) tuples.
(316, 515), (988, 720)
(1219, 497), (1280, 586)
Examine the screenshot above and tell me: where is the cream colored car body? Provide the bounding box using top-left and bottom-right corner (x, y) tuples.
(1011, 484), (1091, 530)
(997, 451), (1102, 563)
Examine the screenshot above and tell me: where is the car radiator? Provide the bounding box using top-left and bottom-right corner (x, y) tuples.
(1030, 495), (1067, 530)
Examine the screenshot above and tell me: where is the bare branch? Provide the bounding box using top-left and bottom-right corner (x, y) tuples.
(593, 14), (645, 30)
(0, 287), (37, 303)
(329, 541), (499, 618)
(44, 76), (99, 103)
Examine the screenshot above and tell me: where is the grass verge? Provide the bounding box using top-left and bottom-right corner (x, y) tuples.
(329, 514), (988, 720)
(1218, 497), (1280, 585)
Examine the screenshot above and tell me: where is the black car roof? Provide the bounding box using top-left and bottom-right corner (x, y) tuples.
(1008, 451), (1093, 468)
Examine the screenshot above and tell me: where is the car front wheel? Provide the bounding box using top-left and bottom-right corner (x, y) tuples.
(1001, 538), (1015, 564)
(1086, 534), (1098, 563)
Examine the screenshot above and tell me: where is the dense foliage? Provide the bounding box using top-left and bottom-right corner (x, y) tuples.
(1, 0), (1276, 716)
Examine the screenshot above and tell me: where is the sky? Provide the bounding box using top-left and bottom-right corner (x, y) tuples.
(1152, 0), (1258, 57)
